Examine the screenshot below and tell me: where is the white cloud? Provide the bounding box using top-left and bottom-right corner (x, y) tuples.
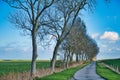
(91, 33), (99, 39)
(21, 47), (31, 52)
(4, 47), (14, 51)
(100, 31), (119, 41)
(108, 48), (112, 52)
(101, 44), (107, 48)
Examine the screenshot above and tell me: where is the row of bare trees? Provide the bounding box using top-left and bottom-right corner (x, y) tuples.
(3, 0), (101, 79)
(41, 0), (96, 73)
(58, 17), (99, 69)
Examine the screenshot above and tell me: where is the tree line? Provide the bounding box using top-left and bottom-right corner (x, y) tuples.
(59, 17), (99, 69)
(3, 0), (101, 79)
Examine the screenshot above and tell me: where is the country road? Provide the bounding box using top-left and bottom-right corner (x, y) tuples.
(71, 62), (105, 80)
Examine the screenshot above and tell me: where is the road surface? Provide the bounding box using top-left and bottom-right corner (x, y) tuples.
(71, 62), (105, 80)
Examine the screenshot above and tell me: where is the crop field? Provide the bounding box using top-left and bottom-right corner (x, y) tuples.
(102, 59), (120, 66)
(0, 60), (50, 77)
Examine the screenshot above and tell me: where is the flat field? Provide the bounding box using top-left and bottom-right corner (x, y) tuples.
(102, 59), (120, 66)
(97, 63), (120, 80)
(0, 60), (50, 77)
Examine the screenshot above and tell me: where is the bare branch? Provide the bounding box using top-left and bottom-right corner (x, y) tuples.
(35, 0), (54, 22)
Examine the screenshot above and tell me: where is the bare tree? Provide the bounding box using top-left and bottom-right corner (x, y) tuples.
(3, 0), (54, 78)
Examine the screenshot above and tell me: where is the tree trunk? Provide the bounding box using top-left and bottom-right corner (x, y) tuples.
(50, 41), (60, 72)
(70, 53), (73, 62)
(81, 54), (84, 61)
(76, 54), (79, 62)
(63, 52), (67, 69)
(30, 30), (38, 78)
(66, 52), (70, 69)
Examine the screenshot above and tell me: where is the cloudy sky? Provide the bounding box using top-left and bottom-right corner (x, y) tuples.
(0, 0), (120, 60)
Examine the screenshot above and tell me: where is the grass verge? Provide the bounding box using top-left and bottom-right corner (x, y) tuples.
(35, 63), (88, 80)
(97, 62), (120, 80)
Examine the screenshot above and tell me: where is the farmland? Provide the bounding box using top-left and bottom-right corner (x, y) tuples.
(102, 58), (120, 66)
(0, 60), (50, 77)
(97, 63), (120, 80)
(97, 59), (120, 80)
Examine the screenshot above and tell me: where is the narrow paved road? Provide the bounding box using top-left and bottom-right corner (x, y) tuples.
(71, 62), (105, 80)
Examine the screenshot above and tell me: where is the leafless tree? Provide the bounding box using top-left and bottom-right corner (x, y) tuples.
(3, 0), (54, 78)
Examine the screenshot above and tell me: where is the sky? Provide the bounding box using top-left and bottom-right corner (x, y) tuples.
(0, 0), (120, 60)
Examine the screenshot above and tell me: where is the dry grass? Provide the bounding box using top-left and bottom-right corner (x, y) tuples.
(0, 62), (83, 80)
(0, 71), (29, 80)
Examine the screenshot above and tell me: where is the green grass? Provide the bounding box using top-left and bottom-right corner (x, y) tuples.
(35, 63), (88, 80)
(0, 60), (50, 77)
(97, 62), (120, 80)
(102, 59), (120, 66)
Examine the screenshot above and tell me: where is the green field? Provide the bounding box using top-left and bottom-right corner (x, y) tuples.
(102, 59), (120, 66)
(97, 63), (120, 80)
(0, 60), (50, 77)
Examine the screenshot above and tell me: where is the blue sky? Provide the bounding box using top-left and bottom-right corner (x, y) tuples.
(0, 0), (120, 60)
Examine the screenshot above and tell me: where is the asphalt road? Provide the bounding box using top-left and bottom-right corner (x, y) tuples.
(71, 62), (105, 80)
